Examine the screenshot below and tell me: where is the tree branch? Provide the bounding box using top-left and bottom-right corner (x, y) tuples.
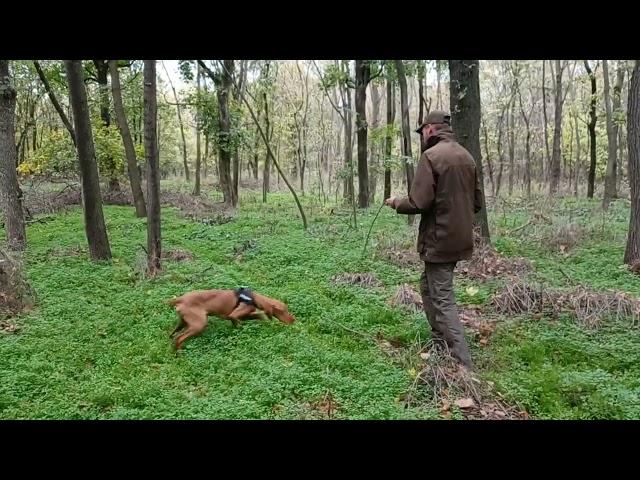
(33, 60), (76, 146)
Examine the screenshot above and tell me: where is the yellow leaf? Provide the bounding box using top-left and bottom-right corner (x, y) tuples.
(408, 367), (417, 378)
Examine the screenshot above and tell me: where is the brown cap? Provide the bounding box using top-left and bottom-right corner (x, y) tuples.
(415, 110), (451, 133)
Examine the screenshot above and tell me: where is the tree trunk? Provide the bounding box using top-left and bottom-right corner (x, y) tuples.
(517, 82), (532, 198)
(369, 82), (381, 204)
(93, 60), (120, 192)
(573, 113), (581, 196)
(214, 60), (235, 206)
(496, 107), (505, 197)
(449, 60), (490, 244)
(603, 60), (617, 207)
(542, 60), (551, 180)
(108, 61), (147, 217)
(160, 61), (189, 182)
(395, 60), (415, 225)
(144, 60), (161, 276)
(262, 65), (272, 203)
(418, 61), (426, 125)
(585, 60), (598, 198)
(65, 60), (111, 261)
(0, 60), (26, 250)
(384, 77), (395, 200)
(482, 118), (495, 196)
(625, 61), (640, 264)
(549, 60), (564, 195)
(355, 60), (370, 208)
(194, 63), (202, 196)
(507, 97), (515, 196)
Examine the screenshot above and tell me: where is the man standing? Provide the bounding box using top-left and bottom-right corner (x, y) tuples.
(385, 111), (483, 369)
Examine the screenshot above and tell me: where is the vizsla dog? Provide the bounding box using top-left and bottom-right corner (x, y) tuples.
(165, 287), (295, 350)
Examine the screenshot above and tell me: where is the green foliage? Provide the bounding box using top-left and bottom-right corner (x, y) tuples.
(19, 130), (76, 176)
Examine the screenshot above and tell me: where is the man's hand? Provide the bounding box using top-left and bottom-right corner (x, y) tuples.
(384, 196), (398, 209)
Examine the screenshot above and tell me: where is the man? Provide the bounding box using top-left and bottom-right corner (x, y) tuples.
(385, 110), (483, 369)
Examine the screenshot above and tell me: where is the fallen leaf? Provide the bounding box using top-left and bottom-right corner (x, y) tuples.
(454, 398), (475, 409)
(440, 400), (451, 412)
(419, 352), (430, 360)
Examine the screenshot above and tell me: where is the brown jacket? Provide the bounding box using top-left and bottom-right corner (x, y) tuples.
(395, 128), (483, 263)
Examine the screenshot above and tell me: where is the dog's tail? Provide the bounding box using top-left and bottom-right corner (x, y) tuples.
(163, 296), (181, 306)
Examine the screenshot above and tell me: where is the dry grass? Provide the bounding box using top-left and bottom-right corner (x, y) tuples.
(331, 272), (381, 288)
(388, 283), (423, 313)
(491, 279), (640, 328)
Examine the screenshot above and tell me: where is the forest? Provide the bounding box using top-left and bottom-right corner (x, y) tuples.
(1, 59), (639, 419)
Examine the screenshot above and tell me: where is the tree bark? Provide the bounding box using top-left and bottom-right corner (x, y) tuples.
(449, 60), (490, 244)
(144, 60), (161, 276)
(108, 61), (147, 217)
(0, 60), (26, 250)
(65, 60), (111, 261)
(625, 61), (640, 264)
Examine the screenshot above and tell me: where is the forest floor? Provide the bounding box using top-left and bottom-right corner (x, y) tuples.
(1, 181), (640, 419)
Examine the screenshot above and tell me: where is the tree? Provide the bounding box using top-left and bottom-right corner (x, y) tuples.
(603, 60), (626, 208)
(64, 60), (111, 261)
(354, 60), (374, 208)
(384, 76), (395, 200)
(549, 60), (565, 195)
(624, 60), (640, 265)
(144, 60), (161, 276)
(394, 60), (415, 225)
(91, 60), (120, 192)
(161, 61), (189, 182)
(194, 62), (202, 196)
(108, 60), (147, 217)
(584, 60), (598, 198)
(33, 61), (76, 146)
(198, 60), (236, 206)
(449, 60), (490, 244)
(0, 60), (26, 250)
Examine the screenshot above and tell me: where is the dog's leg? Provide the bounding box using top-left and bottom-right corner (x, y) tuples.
(173, 310), (207, 350)
(170, 313), (186, 338)
(228, 303), (255, 327)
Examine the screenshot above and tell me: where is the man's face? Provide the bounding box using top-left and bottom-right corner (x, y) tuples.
(421, 124), (435, 148)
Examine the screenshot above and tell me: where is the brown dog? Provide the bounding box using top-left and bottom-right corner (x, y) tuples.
(165, 289), (295, 350)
